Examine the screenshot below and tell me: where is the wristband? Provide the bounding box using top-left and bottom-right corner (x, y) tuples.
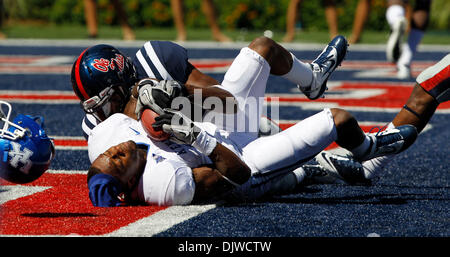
(192, 129), (217, 156)
(213, 169), (241, 188)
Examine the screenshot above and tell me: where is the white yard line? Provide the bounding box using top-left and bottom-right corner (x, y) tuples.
(0, 185), (50, 204)
(106, 204), (218, 237)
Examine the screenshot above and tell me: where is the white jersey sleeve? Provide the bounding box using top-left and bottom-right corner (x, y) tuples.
(88, 113), (212, 167)
(136, 159), (195, 206)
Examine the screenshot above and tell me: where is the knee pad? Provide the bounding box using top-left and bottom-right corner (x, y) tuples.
(416, 54), (450, 103)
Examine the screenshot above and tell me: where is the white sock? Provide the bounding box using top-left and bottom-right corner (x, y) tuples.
(281, 53), (313, 88)
(291, 167), (306, 184)
(398, 29), (424, 67)
(386, 4), (405, 28)
(350, 135), (372, 160)
(362, 122), (396, 179)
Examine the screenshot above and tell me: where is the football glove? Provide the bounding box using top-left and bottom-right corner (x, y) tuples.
(152, 109), (199, 145)
(134, 79), (185, 119)
(153, 108), (217, 155)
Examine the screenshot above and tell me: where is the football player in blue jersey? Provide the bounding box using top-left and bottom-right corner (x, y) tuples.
(71, 42), (233, 139)
(71, 35), (352, 140)
(83, 36), (419, 206)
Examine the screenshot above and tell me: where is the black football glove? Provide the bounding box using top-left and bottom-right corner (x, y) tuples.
(152, 109), (200, 145)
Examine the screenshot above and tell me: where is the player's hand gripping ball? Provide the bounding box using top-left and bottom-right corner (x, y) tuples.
(140, 108), (170, 141)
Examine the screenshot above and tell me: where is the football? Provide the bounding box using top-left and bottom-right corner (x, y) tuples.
(140, 108), (170, 141)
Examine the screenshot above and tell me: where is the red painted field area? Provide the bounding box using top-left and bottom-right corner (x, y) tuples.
(1, 174), (167, 235)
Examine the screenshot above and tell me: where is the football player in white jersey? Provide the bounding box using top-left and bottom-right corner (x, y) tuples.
(87, 114), (251, 206)
(86, 35), (418, 206)
(72, 35), (352, 206)
(316, 53), (449, 185)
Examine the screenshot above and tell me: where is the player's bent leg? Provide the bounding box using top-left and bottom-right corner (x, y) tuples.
(218, 47), (271, 134)
(331, 108), (418, 162)
(332, 108), (366, 150)
(242, 108), (337, 174)
(391, 54), (449, 133)
(358, 55), (448, 179)
(393, 84), (438, 133)
(320, 121), (417, 184)
(316, 121), (418, 185)
(247, 36), (292, 76)
(252, 37), (318, 93)
(226, 160), (336, 202)
(262, 165), (336, 197)
(319, 55), (448, 184)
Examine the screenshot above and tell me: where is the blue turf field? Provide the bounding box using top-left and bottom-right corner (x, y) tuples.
(0, 40), (448, 237)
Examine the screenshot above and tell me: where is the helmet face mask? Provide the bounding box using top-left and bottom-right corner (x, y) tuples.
(0, 101), (55, 184)
(0, 101), (27, 141)
(81, 84), (130, 121)
(82, 85), (115, 114)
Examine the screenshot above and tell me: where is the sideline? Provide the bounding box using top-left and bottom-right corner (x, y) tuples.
(0, 38), (449, 52)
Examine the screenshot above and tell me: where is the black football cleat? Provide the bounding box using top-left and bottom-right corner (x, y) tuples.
(359, 125), (418, 162)
(299, 35), (348, 100)
(315, 151), (371, 186)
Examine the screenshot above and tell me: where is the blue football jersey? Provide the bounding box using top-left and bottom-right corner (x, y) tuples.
(81, 41), (191, 140)
(132, 41), (191, 83)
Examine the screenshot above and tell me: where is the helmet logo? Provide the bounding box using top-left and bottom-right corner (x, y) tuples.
(92, 54), (125, 73)
(8, 141), (33, 173)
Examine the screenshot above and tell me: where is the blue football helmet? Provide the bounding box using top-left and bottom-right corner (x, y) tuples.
(71, 44), (137, 121)
(0, 101), (55, 184)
